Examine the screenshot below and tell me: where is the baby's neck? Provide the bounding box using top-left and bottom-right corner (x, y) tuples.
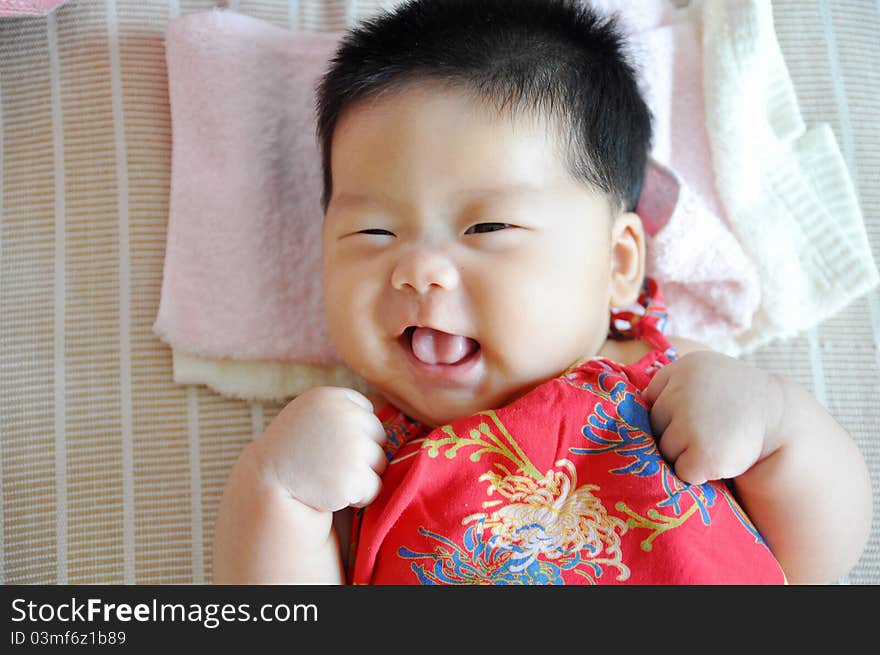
(595, 336), (654, 366)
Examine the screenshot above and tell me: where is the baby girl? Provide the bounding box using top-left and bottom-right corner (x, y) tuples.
(212, 0), (871, 584)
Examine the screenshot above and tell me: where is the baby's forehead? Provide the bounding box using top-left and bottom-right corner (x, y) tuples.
(345, 79), (563, 141)
(329, 82), (617, 219)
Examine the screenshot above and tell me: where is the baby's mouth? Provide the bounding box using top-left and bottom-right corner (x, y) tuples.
(400, 326), (480, 366)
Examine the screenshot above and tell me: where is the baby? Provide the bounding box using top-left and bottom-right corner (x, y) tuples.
(212, 0), (871, 584)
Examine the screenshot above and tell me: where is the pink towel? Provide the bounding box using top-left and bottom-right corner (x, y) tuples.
(0, 0), (69, 17)
(153, 6), (760, 399)
(642, 160), (759, 342)
(633, 8), (760, 342)
(155, 11), (342, 366)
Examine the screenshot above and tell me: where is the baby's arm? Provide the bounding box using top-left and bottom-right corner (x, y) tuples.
(647, 339), (872, 584)
(213, 442), (345, 583)
(212, 387), (387, 584)
(733, 374), (871, 584)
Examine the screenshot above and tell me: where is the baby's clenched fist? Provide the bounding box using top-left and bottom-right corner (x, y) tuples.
(643, 351), (784, 486)
(250, 386), (388, 513)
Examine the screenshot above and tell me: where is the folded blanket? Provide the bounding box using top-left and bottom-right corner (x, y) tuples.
(701, 0), (879, 354)
(154, 4), (765, 401)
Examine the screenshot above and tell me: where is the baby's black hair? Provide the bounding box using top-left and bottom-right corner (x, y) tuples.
(315, 0), (652, 213)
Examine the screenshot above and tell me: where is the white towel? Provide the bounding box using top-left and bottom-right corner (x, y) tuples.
(701, 0), (879, 355)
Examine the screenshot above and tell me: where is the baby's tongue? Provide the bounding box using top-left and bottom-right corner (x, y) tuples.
(411, 327), (476, 365)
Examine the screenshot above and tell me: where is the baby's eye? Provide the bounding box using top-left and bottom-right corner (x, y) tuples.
(465, 222), (511, 234)
(358, 228), (395, 236)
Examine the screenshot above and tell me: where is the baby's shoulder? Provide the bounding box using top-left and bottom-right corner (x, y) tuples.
(594, 336), (712, 368)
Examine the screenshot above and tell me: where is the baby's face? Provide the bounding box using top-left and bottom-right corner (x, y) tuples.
(323, 84), (625, 427)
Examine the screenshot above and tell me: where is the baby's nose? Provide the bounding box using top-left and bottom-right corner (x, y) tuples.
(391, 249), (460, 294)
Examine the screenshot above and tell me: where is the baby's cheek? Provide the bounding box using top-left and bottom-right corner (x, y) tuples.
(498, 282), (606, 370)
(324, 275), (373, 354)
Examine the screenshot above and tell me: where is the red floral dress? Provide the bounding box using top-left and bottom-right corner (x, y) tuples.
(349, 279), (785, 584)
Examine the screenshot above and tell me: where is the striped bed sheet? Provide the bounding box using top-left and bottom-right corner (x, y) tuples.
(0, 0), (877, 584)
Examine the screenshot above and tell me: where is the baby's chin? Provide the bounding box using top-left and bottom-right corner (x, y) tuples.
(399, 402), (483, 429)
(378, 385), (528, 429)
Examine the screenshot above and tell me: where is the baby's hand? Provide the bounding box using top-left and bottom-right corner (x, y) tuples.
(250, 386), (388, 513)
(643, 351), (783, 486)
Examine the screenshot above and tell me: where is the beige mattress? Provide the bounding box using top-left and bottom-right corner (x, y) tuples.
(1, 0), (878, 584)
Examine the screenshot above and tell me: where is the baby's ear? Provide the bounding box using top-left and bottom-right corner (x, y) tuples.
(608, 211), (646, 307)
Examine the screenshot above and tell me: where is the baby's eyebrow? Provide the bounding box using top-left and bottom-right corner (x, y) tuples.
(452, 183), (545, 199)
(331, 184), (545, 210)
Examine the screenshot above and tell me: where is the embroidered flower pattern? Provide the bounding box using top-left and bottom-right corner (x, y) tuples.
(400, 411), (629, 584)
(467, 459), (629, 581)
